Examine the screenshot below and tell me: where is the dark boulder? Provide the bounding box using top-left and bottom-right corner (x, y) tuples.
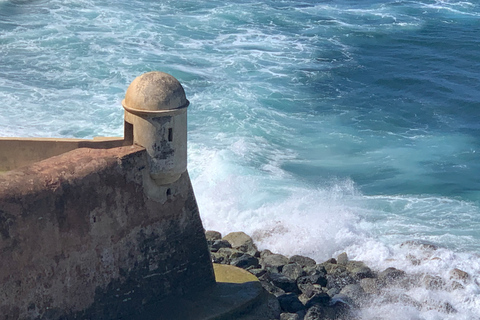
(304, 304), (326, 320)
(209, 239), (232, 252)
(270, 272), (300, 293)
(282, 263), (306, 280)
(378, 267), (406, 286)
(345, 260), (375, 280)
(288, 255), (317, 269)
(297, 274), (328, 293)
(260, 279), (286, 297)
(338, 284), (367, 306)
(261, 253), (289, 273)
(248, 268), (267, 278)
(280, 312), (300, 320)
(326, 272), (356, 291)
(211, 247), (243, 264)
(277, 293), (305, 313)
(359, 278), (381, 294)
(230, 254), (259, 269)
(303, 292), (330, 309)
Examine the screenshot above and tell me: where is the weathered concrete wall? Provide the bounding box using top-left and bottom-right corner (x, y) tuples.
(0, 146), (215, 320)
(0, 135), (131, 172)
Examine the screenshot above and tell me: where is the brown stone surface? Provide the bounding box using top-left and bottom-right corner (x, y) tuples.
(0, 136), (129, 172)
(0, 146), (215, 320)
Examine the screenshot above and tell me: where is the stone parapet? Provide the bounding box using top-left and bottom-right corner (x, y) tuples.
(0, 137), (129, 172)
(0, 72), (216, 319)
(0, 146), (215, 319)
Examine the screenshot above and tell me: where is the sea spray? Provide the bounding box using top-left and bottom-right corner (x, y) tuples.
(2, 0), (480, 318)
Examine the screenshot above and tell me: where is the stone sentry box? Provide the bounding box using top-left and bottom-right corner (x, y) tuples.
(122, 72), (189, 202)
(0, 72), (215, 319)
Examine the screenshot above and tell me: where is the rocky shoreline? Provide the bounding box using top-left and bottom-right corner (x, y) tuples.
(206, 230), (470, 320)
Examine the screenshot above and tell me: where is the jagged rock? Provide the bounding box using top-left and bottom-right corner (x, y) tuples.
(296, 310), (307, 319)
(280, 312), (300, 320)
(303, 292), (330, 309)
(257, 270), (270, 281)
(261, 253), (289, 273)
(229, 249), (245, 260)
(298, 284), (323, 302)
(223, 231), (258, 255)
(209, 239), (232, 252)
(297, 274), (328, 293)
(323, 262), (347, 275)
(326, 287), (340, 297)
(423, 299), (456, 314)
(449, 281), (465, 291)
(211, 251), (228, 264)
(304, 303), (327, 320)
(266, 293), (282, 319)
(345, 260), (374, 280)
(211, 252), (223, 264)
(207, 230), (468, 320)
(337, 252), (349, 265)
(331, 293), (355, 308)
(205, 230), (222, 241)
(277, 293), (305, 313)
(297, 282), (318, 297)
(393, 294), (422, 310)
(422, 274), (445, 290)
(359, 278), (381, 294)
(211, 247), (243, 264)
(260, 249), (274, 258)
(396, 273), (422, 290)
(330, 300), (351, 319)
(326, 273), (356, 291)
(282, 263), (306, 280)
(303, 264), (327, 277)
(378, 267), (406, 285)
(222, 247), (243, 258)
(314, 264), (327, 275)
(439, 301), (457, 314)
(269, 272), (300, 293)
(248, 268), (267, 278)
(230, 254), (259, 269)
(449, 268), (469, 282)
(260, 279), (286, 297)
(338, 284), (366, 305)
(304, 265), (317, 276)
(289, 255), (317, 269)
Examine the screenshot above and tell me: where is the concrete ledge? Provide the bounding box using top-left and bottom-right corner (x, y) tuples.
(137, 264), (265, 320)
(0, 137), (130, 171)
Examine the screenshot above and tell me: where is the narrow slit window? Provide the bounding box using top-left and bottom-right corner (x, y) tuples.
(168, 128), (173, 142)
(166, 188), (172, 197)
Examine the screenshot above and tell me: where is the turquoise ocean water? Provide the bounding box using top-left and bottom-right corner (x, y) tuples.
(1, 0), (480, 318)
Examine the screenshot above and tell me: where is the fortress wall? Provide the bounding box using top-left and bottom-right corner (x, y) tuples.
(0, 145), (215, 320)
(0, 137), (128, 172)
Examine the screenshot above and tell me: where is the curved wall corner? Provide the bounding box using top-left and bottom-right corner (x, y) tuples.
(0, 146), (214, 320)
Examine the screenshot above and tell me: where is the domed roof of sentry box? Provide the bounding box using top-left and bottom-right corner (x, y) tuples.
(123, 71), (189, 113)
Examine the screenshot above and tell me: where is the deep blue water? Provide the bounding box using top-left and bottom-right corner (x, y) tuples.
(1, 0), (480, 318)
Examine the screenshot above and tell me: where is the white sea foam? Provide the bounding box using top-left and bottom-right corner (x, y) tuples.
(191, 144), (480, 318)
(2, 0), (480, 318)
